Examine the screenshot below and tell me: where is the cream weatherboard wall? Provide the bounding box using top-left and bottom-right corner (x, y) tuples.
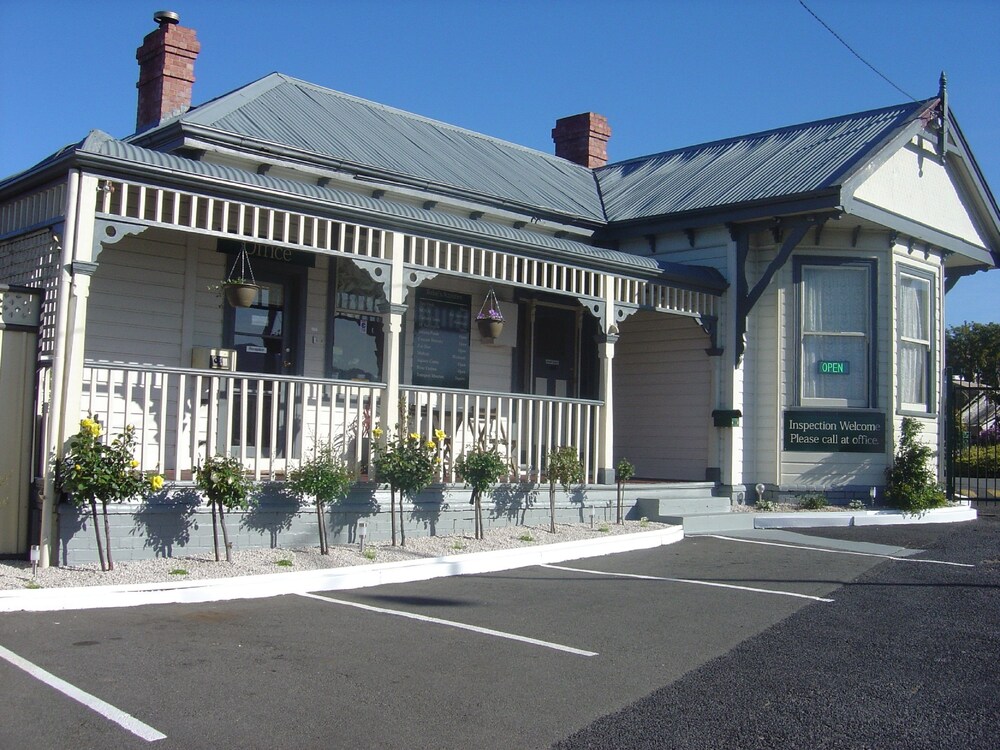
(617, 225), (734, 485)
(614, 310), (713, 480)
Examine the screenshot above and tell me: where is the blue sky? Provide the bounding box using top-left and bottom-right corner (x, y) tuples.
(2, 0), (997, 324)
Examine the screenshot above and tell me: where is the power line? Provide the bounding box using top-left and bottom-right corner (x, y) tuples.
(797, 0), (918, 101)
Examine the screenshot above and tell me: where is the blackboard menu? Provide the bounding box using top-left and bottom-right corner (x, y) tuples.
(412, 288), (471, 389)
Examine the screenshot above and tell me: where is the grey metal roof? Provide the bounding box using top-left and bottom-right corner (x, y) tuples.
(73, 131), (725, 292)
(149, 73), (606, 223)
(595, 100), (934, 223)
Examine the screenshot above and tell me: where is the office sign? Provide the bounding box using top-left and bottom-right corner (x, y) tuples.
(784, 410), (885, 453)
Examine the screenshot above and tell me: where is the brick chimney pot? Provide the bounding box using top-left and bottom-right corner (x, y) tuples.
(552, 112), (611, 168)
(135, 14), (200, 133)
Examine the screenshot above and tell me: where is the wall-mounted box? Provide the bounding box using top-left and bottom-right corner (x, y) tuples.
(712, 409), (742, 428)
(191, 347), (237, 371)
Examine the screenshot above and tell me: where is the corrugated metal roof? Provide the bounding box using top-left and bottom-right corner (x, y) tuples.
(169, 74), (606, 223)
(78, 131), (725, 291)
(596, 100), (933, 222)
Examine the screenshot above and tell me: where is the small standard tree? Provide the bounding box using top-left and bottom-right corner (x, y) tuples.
(615, 457), (635, 524)
(545, 446), (584, 533)
(885, 417), (947, 515)
(456, 443), (507, 539)
(58, 418), (163, 571)
(195, 454), (255, 562)
(287, 443), (354, 554)
(372, 425), (445, 546)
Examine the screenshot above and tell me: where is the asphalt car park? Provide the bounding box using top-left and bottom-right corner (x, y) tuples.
(0, 523), (989, 749)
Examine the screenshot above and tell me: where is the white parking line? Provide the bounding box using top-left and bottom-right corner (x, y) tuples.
(297, 592), (598, 656)
(541, 564), (835, 602)
(0, 644), (166, 742)
(692, 534), (976, 567)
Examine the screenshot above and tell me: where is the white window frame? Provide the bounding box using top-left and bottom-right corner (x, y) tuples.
(896, 267), (935, 414)
(795, 258), (876, 409)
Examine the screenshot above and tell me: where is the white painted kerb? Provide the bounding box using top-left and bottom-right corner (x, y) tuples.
(0, 527), (684, 613)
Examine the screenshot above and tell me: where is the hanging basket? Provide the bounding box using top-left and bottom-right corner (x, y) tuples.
(224, 282), (259, 307)
(222, 243), (258, 307)
(477, 318), (504, 339)
(476, 288), (504, 340)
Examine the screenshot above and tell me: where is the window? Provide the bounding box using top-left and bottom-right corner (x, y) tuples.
(897, 269), (933, 413)
(797, 259), (875, 408)
(327, 260), (384, 382)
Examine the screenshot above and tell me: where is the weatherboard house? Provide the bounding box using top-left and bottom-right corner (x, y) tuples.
(1, 13), (997, 564)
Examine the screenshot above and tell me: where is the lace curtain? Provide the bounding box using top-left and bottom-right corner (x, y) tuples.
(898, 274), (930, 409)
(801, 266), (868, 404)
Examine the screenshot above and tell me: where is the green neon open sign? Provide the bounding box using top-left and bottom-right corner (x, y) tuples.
(818, 360), (850, 375)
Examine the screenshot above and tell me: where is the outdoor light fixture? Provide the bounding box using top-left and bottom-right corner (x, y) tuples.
(755, 483), (765, 504)
(869, 486), (877, 506)
(589, 505), (596, 529)
(29, 545), (40, 577)
(358, 519), (368, 553)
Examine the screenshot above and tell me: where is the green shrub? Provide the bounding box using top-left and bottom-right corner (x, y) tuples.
(195, 454), (255, 562)
(755, 498), (777, 512)
(287, 443), (354, 555)
(545, 446), (584, 533)
(885, 417), (947, 514)
(797, 494), (827, 510)
(953, 444), (1000, 477)
(456, 444), (508, 540)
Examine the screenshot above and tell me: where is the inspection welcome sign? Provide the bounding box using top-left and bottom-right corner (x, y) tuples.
(783, 410), (885, 453)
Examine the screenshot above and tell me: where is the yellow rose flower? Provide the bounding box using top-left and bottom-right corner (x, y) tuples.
(433, 429), (447, 442)
(150, 475), (165, 491)
(425, 441), (436, 450)
(409, 432), (420, 441)
(130, 460), (139, 468)
(372, 427), (383, 439)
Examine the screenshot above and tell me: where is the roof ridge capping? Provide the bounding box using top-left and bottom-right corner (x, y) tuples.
(596, 98), (937, 172)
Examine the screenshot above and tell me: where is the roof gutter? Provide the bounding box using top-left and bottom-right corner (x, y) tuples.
(595, 190), (844, 241)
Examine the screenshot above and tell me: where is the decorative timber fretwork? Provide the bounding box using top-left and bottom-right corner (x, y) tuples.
(93, 178), (719, 320)
(732, 214), (831, 365)
(93, 218), (148, 260)
(96, 178), (386, 259)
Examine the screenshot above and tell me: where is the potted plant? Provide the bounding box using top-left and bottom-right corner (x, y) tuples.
(476, 288), (504, 339)
(221, 243), (259, 308)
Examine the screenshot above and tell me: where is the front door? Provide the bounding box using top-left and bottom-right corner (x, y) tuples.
(224, 264), (305, 457)
(531, 304), (579, 397)
(228, 276), (298, 375)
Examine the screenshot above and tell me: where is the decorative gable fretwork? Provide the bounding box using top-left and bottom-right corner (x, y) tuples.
(97, 178), (385, 259)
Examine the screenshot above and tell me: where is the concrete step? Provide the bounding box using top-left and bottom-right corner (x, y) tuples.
(635, 494), (730, 519)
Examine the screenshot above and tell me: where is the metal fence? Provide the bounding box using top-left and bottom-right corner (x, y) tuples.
(947, 374), (999, 501)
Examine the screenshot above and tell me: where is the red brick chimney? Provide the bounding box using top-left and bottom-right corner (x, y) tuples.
(135, 11), (200, 132)
(552, 112), (611, 168)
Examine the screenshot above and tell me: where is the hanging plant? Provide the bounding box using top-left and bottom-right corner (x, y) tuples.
(476, 288), (505, 339)
(222, 244), (259, 307)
